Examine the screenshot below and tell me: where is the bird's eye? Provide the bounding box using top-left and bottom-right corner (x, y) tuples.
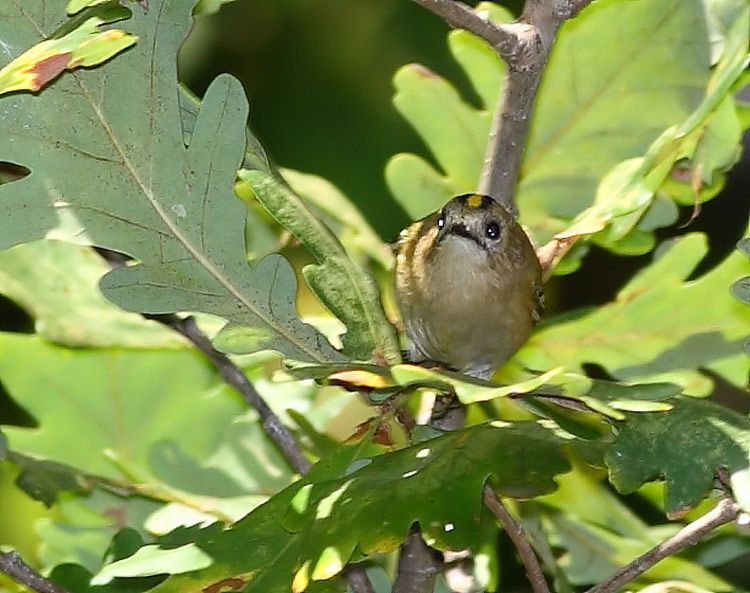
(437, 214), (445, 229)
(485, 221), (501, 240)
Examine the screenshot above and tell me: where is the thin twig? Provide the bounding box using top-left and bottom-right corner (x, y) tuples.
(586, 497), (740, 593)
(144, 314), (311, 475)
(392, 398), (464, 591)
(344, 564), (377, 593)
(144, 314), (376, 593)
(483, 487), (551, 593)
(0, 551), (69, 593)
(410, 0), (514, 51)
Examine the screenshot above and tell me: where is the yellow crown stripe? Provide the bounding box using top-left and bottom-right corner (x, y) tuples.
(466, 194), (483, 208)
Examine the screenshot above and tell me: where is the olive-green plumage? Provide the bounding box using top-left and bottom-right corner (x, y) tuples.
(395, 194), (543, 379)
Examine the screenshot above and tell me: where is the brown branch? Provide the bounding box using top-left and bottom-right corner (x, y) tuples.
(144, 314), (311, 475)
(392, 528), (443, 593)
(586, 497), (740, 593)
(144, 314), (376, 593)
(483, 487), (551, 593)
(478, 0), (593, 212)
(0, 551), (69, 593)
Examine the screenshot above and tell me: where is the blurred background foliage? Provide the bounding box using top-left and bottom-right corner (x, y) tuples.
(0, 0), (748, 589)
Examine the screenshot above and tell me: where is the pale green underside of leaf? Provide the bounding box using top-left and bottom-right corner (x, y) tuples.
(0, 241), (182, 348)
(0, 0), (339, 363)
(518, 231), (750, 395)
(0, 333), (243, 480)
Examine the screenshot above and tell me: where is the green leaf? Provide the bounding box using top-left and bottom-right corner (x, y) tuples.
(36, 494), (161, 573)
(519, 233), (750, 394)
(560, 3), (749, 247)
(605, 397), (750, 517)
(0, 241), (183, 348)
(11, 454), (93, 506)
(92, 544), (212, 585)
(385, 3), (510, 219)
(0, 0), (339, 363)
(387, 0), (712, 244)
(732, 237), (750, 355)
(0, 333), (247, 490)
(280, 168), (394, 270)
(239, 169), (400, 364)
(144, 421), (572, 593)
(544, 512), (730, 589)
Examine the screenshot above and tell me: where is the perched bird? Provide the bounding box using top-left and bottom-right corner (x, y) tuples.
(395, 193), (543, 379)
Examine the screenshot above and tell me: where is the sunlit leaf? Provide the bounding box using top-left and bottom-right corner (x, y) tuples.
(0, 16), (135, 94)
(520, 232), (750, 394)
(139, 421), (573, 593)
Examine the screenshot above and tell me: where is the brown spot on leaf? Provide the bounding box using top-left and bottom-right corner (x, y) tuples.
(29, 52), (71, 91)
(411, 64), (439, 79)
(202, 577), (247, 593)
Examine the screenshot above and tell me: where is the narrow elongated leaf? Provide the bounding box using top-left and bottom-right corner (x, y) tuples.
(239, 169), (400, 364)
(0, 0), (339, 363)
(0, 15), (136, 94)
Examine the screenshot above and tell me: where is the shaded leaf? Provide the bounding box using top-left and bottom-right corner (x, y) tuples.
(0, 333), (251, 501)
(238, 169), (400, 363)
(606, 397), (750, 517)
(0, 241), (183, 348)
(140, 421), (572, 593)
(545, 512), (730, 589)
(11, 454), (93, 506)
(280, 168), (394, 270)
(520, 233), (750, 394)
(0, 0), (339, 363)
(0, 15), (136, 94)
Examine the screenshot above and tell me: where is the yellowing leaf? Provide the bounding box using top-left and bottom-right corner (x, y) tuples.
(0, 17), (136, 95)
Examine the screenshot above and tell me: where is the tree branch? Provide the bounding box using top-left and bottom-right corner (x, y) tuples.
(478, 0), (592, 212)
(144, 314), (375, 593)
(392, 527), (443, 593)
(144, 314), (311, 475)
(0, 551), (69, 593)
(586, 497), (740, 593)
(483, 487), (551, 593)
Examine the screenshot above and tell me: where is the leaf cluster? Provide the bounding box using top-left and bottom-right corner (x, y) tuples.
(0, 0), (748, 592)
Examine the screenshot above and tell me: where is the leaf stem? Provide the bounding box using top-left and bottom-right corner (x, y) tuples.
(0, 551), (69, 593)
(483, 487), (551, 593)
(586, 497), (740, 593)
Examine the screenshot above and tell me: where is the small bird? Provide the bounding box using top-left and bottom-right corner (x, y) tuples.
(395, 193), (543, 379)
